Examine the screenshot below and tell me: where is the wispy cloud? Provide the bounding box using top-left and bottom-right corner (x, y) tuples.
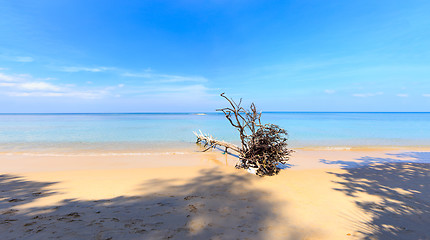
(0, 66), (215, 102)
(0, 83), (16, 87)
(352, 92), (384, 97)
(0, 55), (34, 63)
(423, 94), (430, 97)
(59, 66), (114, 72)
(324, 89), (336, 94)
(122, 72), (207, 83)
(119, 69), (215, 102)
(127, 84), (217, 104)
(396, 93), (409, 97)
(13, 56), (34, 62)
(0, 71), (119, 99)
(0, 73), (32, 82)
(19, 82), (62, 91)
(57, 65), (206, 85)
(6, 89), (111, 98)
(136, 84), (211, 94)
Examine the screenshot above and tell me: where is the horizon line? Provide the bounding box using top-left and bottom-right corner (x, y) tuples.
(0, 111), (429, 114)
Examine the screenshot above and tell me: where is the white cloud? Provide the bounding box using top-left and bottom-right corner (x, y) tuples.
(13, 56), (34, 62)
(324, 89), (336, 94)
(0, 73), (31, 82)
(352, 92), (384, 97)
(19, 82), (62, 91)
(396, 93), (408, 97)
(122, 72), (151, 78)
(119, 69), (214, 102)
(122, 72), (207, 83)
(133, 84), (216, 101)
(151, 84), (209, 94)
(59, 66), (113, 72)
(0, 69), (214, 102)
(7, 90), (110, 99)
(0, 73), (16, 82)
(0, 71), (119, 99)
(423, 94), (430, 97)
(0, 83), (16, 87)
(0, 55), (34, 62)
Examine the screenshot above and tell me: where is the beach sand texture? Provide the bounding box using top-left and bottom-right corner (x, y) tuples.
(1, 149), (429, 239)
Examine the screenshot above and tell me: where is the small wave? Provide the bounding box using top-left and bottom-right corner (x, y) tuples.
(0, 152), (188, 157)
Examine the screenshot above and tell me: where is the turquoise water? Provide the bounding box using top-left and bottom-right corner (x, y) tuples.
(0, 113), (429, 152)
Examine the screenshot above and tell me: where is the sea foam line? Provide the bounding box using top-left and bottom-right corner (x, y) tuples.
(0, 152), (188, 157)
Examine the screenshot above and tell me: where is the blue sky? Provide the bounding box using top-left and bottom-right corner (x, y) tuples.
(0, 0), (429, 112)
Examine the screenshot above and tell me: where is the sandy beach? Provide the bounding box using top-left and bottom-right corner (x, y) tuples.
(0, 148), (429, 240)
(2, 0), (430, 238)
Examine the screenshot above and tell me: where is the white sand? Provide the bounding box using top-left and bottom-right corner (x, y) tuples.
(1, 149), (429, 239)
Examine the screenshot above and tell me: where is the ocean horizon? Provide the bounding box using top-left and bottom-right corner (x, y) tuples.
(1, 111), (429, 114)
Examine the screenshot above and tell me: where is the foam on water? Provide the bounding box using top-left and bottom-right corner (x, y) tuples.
(0, 151), (188, 157)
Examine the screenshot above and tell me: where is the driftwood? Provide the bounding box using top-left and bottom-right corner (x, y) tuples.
(193, 130), (241, 153)
(195, 93), (293, 176)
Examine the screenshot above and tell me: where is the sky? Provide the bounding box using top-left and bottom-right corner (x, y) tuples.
(0, 0), (429, 112)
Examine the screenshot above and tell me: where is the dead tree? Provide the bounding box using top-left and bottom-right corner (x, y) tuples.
(193, 130), (241, 154)
(195, 93), (293, 176)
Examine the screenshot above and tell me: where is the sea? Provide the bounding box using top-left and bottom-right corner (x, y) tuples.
(0, 112), (429, 154)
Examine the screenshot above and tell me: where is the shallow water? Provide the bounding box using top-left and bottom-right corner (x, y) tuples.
(0, 113), (429, 153)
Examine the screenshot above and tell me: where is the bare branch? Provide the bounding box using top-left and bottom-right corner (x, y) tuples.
(197, 93), (293, 176)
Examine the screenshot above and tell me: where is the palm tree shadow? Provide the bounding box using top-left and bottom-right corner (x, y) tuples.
(1, 169), (305, 239)
(0, 174), (57, 209)
(322, 152), (430, 239)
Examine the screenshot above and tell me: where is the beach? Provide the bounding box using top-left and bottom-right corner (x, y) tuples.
(1, 113), (429, 239)
(2, 0), (430, 238)
(1, 147), (429, 240)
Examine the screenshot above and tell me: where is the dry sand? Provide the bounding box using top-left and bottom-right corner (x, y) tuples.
(0, 148), (429, 239)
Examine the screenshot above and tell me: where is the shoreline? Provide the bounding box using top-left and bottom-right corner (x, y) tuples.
(2, 143), (430, 154)
(1, 147), (430, 174)
(1, 147), (429, 173)
(2, 137), (430, 155)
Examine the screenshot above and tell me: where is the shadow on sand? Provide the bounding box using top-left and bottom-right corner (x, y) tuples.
(320, 151), (430, 169)
(0, 174), (58, 209)
(0, 169), (303, 240)
(321, 152), (430, 239)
